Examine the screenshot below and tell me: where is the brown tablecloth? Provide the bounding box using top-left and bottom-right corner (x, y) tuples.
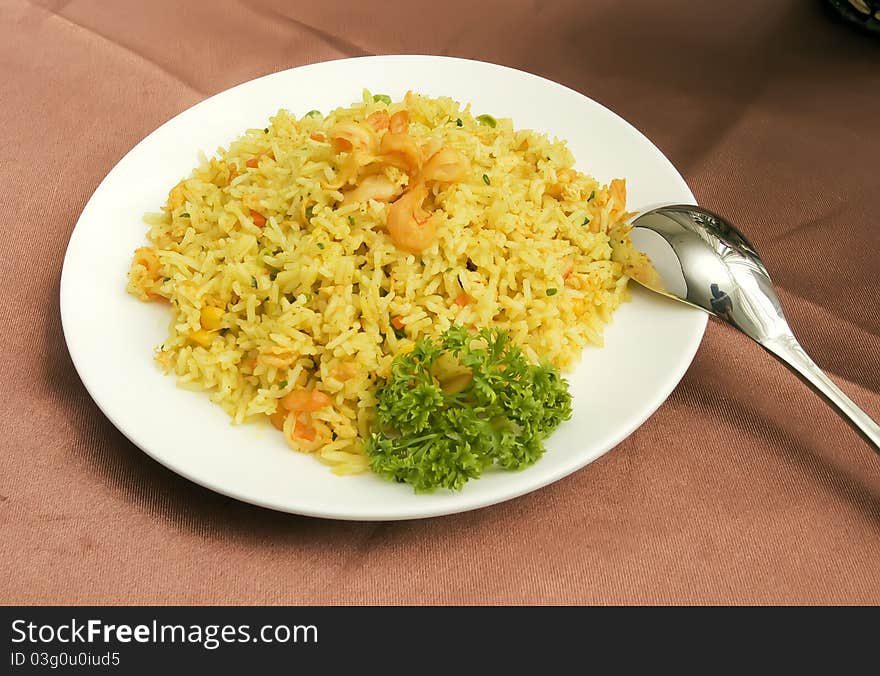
(2, 0), (878, 605)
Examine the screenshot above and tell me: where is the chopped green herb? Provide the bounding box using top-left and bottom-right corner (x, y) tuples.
(163, 277), (170, 282)
(582, 217), (590, 226)
(219, 328), (229, 336)
(482, 174), (491, 185)
(305, 205), (314, 220)
(317, 242), (325, 250)
(269, 270), (279, 281)
(546, 288), (558, 296)
(250, 276), (258, 288)
(372, 94), (392, 104)
(456, 118), (463, 127)
(305, 110), (321, 117)
(278, 379), (288, 389)
(180, 212), (190, 218)
(588, 190), (596, 201)
(263, 127), (269, 133)
(348, 215), (355, 226)
(392, 325), (406, 339)
(476, 114), (497, 128)
(365, 326), (572, 492)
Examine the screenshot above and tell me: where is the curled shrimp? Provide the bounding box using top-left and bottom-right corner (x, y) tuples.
(386, 182), (436, 253)
(389, 110), (409, 134)
(380, 131), (421, 173)
(422, 147), (470, 183)
(341, 174), (403, 205)
(329, 120), (378, 154)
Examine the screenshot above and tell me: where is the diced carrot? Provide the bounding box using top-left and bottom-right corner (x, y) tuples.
(310, 132), (326, 142)
(246, 157), (259, 168)
(389, 110), (409, 134)
(562, 265), (573, 280)
(249, 209), (266, 227)
(391, 315), (405, 330)
(269, 408), (288, 431)
(293, 421), (316, 441)
(454, 292), (470, 307)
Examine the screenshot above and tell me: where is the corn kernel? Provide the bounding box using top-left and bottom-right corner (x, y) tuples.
(200, 306), (224, 331)
(190, 329), (214, 348)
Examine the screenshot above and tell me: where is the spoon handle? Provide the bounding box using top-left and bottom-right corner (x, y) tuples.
(761, 332), (880, 452)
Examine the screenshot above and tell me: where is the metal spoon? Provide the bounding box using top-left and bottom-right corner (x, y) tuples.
(627, 203), (880, 451)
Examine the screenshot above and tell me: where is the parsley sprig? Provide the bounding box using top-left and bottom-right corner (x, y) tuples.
(366, 326), (572, 492)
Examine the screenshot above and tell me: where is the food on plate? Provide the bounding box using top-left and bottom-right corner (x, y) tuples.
(126, 90), (647, 487)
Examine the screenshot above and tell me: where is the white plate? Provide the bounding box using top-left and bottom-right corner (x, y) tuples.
(60, 55), (706, 521)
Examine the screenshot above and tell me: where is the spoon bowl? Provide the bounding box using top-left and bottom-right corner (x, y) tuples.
(628, 204), (880, 452)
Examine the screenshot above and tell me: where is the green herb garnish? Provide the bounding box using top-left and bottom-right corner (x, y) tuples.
(456, 118), (463, 127)
(263, 127), (269, 133)
(278, 380), (288, 389)
(348, 215), (355, 226)
(366, 326), (572, 492)
(582, 217), (590, 226)
(372, 94), (392, 104)
(180, 212), (190, 218)
(305, 110), (321, 117)
(476, 114), (497, 128)
(250, 276), (258, 288)
(317, 242), (325, 250)
(305, 205), (314, 220)
(546, 288), (558, 296)
(482, 174), (491, 185)
(588, 190), (595, 201)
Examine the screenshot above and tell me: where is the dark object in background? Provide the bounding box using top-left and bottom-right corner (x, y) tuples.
(826, 0), (880, 33)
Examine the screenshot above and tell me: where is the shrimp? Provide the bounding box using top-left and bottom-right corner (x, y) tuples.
(389, 110), (409, 134)
(366, 110), (390, 131)
(285, 414), (331, 453)
(280, 388), (333, 413)
(386, 182), (436, 253)
(341, 174), (403, 205)
(380, 131), (421, 173)
(328, 120), (379, 155)
(422, 147), (470, 183)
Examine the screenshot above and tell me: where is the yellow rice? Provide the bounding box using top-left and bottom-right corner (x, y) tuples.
(127, 91), (638, 475)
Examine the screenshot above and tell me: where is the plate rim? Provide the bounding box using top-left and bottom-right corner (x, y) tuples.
(60, 54), (707, 521)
